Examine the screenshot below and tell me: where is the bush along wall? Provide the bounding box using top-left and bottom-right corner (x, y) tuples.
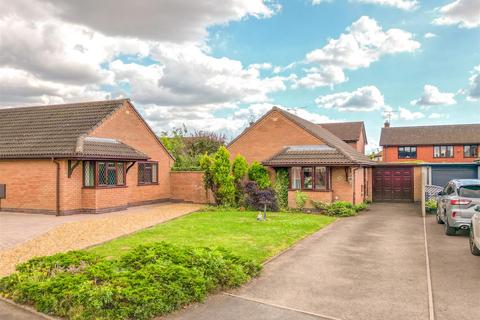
(274, 168), (289, 210)
(0, 243), (261, 320)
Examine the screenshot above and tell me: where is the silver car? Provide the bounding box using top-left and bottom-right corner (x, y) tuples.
(436, 179), (480, 236)
(470, 208), (480, 256)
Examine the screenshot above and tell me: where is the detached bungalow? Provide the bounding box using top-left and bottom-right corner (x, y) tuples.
(227, 107), (375, 208)
(0, 99), (175, 215)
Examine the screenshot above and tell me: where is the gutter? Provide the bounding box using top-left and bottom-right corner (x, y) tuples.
(52, 158), (60, 216)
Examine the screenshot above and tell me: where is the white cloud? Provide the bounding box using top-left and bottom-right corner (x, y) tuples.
(26, 0), (280, 42)
(306, 16), (420, 72)
(424, 32), (437, 38)
(428, 113), (449, 119)
(110, 43), (288, 107)
(411, 85), (457, 106)
(433, 0), (480, 29)
(0, 68), (111, 106)
(315, 86), (385, 112)
(468, 65), (480, 100)
(398, 107), (424, 120)
(355, 0), (418, 11)
(292, 66), (347, 89)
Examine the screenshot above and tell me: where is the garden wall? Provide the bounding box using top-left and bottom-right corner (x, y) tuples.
(170, 171), (214, 204)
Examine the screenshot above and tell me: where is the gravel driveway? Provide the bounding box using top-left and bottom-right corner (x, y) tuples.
(0, 202), (202, 276)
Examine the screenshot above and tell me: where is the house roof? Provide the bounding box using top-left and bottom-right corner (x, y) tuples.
(78, 137), (148, 160)
(263, 145), (362, 166)
(318, 121), (367, 143)
(380, 124), (480, 146)
(0, 99), (156, 160)
(229, 107), (374, 166)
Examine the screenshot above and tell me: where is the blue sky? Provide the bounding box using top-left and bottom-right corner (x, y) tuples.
(0, 0), (479, 152)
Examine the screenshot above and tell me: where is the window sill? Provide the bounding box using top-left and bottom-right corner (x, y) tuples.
(289, 189), (331, 192)
(137, 182), (159, 186)
(82, 185), (127, 189)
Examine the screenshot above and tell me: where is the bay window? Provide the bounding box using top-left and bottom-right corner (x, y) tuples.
(83, 160), (126, 188)
(290, 166), (329, 191)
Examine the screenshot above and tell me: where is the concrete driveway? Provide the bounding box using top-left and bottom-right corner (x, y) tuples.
(167, 203), (480, 320)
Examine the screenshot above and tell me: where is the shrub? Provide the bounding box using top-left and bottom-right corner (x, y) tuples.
(324, 201), (357, 217)
(248, 162), (271, 189)
(425, 199), (437, 213)
(200, 147), (235, 206)
(232, 155), (249, 206)
(274, 169), (289, 210)
(0, 243), (260, 320)
(244, 181), (278, 211)
(311, 200), (328, 210)
(354, 202), (367, 212)
(295, 191), (308, 211)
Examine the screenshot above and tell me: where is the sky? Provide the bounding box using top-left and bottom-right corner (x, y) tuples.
(0, 0), (479, 152)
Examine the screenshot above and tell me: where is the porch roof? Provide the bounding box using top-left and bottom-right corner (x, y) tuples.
(76, 136), (148, 160)
(262, 145), (366, 167)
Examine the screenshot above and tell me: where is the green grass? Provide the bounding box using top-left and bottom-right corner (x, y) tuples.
(90, 210), (335, 263)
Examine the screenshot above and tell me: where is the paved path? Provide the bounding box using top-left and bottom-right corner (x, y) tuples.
(167, 203), (480, 320)
(0, 203), (202, 276)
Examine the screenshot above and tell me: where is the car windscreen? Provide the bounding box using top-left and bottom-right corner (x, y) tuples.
(458, 185), (480, 198)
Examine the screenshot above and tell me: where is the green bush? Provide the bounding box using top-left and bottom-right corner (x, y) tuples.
(425, 199), (437, 213)
(248, 161), (271, 189)
(295, 191), (308, 211)
(200, 147), (235, 206)
(274, 169), (289, 210)
(311, 200), (328, 210)
(0, 243), (260, 320)
(232, 155), (249, 206)
(324, 201), (357, 217)
(354, 202), (367, 212)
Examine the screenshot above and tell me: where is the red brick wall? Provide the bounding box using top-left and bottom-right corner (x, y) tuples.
(383, 145), (478, 163)
(228, 110), (324, 163)
(90, 102), (174, 205)
(170, 171), (214, 204)
(288, 190), (333, 209)
(0, 159), (57, 213)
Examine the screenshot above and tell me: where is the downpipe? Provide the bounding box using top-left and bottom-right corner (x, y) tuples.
(52, 158), (60, 216)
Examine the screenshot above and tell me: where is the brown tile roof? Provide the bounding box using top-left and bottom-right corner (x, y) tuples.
(273, 108), (375, 165)
(0, 99), (148, 160)
(263, 145), (359, 166)
(229, 107), (374, 166)
(380, 124), (480, 146)
(318, 121), (366, 143)
(78, 137), (148, 160)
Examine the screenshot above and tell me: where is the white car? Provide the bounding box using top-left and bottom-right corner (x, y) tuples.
(470, 207), (480, 256)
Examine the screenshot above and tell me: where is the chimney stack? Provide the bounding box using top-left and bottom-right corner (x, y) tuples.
(384, 120), (390, 128)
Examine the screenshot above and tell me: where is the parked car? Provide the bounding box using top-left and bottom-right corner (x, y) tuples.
(436, 179), (480, 236)
(470, 207), (480, 256)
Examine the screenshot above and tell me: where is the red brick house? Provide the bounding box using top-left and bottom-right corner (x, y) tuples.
(228, 107), (375, 208)
(0, 99), (181, 215)
(372, 122), (480, 203)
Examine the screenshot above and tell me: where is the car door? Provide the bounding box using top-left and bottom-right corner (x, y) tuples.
(439, 183), (454, 219)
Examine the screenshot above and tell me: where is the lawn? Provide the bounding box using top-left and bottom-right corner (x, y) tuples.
(0, 210), (335, 320)
(90, 210), (335, 263)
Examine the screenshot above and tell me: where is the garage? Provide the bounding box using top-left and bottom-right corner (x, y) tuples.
(431, 164), (479, 187)
(373, 166), (413, 202)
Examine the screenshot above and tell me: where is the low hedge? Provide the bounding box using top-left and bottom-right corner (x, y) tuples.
(311, 200), (367, 217)
(0, 242), (260, 320)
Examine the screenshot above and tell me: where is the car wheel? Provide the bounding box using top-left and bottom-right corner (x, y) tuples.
(436, 208), (444, 224)
(470, 227), (480, 256)
(444, 219), (456, 236)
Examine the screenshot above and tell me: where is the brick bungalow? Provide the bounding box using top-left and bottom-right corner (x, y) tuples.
(227, 107), (375, 208)
(0, 99), (185, 215)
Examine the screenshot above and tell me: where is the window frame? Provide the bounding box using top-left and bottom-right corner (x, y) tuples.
(138, 161), (159, 186)
(289, 166), (330, 191)
(397, 146), (417, 159)
(82, 160), (126, 188)
(433, 145), (454, 158)
(463, 145), (478, 158)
